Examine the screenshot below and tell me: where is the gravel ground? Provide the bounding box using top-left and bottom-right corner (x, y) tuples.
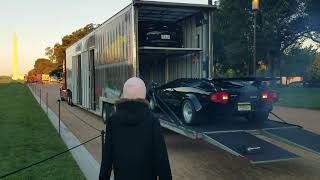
(30, 83), (320, 180)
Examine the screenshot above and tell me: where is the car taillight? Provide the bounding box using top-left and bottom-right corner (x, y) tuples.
(261, 91), (269, 100)
(210, 91), (229, 104)
(261, 91), (278, 102)
(271, 91), (279, 102)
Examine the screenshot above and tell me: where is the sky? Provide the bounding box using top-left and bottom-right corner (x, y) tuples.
(0, 0), (211, 76)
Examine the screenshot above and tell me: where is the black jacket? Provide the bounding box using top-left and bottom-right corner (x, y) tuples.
(99, 99), (172, 180)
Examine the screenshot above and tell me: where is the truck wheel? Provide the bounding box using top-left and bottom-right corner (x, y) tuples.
(102, 103), (114, 124)
(247, 111), (269, 123)
(182, 100), (198, 125)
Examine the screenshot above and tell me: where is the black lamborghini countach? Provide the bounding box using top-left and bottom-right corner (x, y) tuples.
(149, 78), (278, 125)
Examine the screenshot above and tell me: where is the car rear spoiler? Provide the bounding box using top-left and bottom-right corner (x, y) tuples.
(211, 77), (280, 82)
(210, 77), (280, 87)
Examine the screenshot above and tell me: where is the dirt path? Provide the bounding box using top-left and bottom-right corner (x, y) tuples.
(30, 83), (320, 180)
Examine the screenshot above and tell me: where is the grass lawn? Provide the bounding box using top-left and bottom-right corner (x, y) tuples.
(275, 87), (320, 109)
(0, 83), (85, 179)
(0, 79), (12, 84)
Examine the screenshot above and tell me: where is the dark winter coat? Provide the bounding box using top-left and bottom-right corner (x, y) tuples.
(99, 99), (172, 180)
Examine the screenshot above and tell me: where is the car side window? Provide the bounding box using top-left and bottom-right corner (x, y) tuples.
(198, 82), (214, 89)
(163, 80), (180, 89)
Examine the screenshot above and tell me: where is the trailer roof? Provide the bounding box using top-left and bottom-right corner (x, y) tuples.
(67, 1), (216, 51)
(135, 1), (216, 22)
(134, 1), (216, 8)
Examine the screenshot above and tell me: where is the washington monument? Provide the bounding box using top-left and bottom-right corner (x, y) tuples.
(12, 32), (24, 80)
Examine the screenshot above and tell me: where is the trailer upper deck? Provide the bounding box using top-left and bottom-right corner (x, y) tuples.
(134, 0), (215, 22)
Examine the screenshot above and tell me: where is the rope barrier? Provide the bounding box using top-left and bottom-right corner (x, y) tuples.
(60, 103), (102, 132)
(0, 134), (102, 179)
(29, 84), (101, 132)
(270, 111), (302, 128)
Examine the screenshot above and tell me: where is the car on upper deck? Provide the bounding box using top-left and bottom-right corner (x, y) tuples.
(139, 21), (182, 47)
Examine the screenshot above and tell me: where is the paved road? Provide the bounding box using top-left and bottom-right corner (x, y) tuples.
(30, 83), (320, 180)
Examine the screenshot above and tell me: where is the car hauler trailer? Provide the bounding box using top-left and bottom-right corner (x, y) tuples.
(62, 0), (215, 116)
(61, 0), (320, 164)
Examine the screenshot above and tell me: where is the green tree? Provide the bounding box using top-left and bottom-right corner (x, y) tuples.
(45, 47), (55, 62)
(309, 55), (320, 81)
(304, 0), (320, 43)
(28, 58), (58, 76)
(46, 23), (96, 66)
(213, 0), (319, 77)
(213, 0), (252, 77)
(282, 46), (317, 77)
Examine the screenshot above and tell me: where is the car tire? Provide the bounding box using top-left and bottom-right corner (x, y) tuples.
(102, 103), (114, 124)
(247, 111), (269, 123)
(182, 100), (198, 125)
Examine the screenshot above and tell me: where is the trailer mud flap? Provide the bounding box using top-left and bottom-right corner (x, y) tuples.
(264, 128), (320, 155)
(203, 131), (299, 164)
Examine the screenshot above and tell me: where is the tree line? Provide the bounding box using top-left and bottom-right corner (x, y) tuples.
(212, 0), (320, 82)
(28, 24), (96, 77)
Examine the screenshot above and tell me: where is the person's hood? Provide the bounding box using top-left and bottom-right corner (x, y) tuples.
(115, 99), (151, 126)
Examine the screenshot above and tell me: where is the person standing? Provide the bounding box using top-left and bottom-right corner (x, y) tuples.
(99, 77), (172, 180)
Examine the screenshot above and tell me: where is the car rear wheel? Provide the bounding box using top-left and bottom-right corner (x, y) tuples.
(247, 111), (269, 123)
(182, 100), (198, 125)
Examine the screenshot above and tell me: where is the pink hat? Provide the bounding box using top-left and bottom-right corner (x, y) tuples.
(122, 77), (146, 99)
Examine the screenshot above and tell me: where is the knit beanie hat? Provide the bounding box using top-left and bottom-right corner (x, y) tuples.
(122, 77), (146, 99)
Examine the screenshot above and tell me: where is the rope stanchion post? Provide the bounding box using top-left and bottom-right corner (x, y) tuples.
(58, 99), (61, 136)
(101, 130), (105, 153)
(46, 92), (48, 115)
(40, 88), (42, 106)
(101, 130), (105, 163)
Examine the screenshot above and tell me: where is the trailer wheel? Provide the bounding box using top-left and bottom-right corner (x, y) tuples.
(102, 103), (114, 124)
(182, 100), (198, 125)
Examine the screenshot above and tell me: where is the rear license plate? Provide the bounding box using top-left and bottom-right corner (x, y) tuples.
(238, 103), (251, 111)
(161, 34), (171, 40)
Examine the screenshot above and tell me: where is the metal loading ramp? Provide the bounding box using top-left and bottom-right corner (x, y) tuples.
(263, 128), (320, 155)
(152, 93), (320, 164)
(202, 131), (299, 164)
(155, 112), (302, 163)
